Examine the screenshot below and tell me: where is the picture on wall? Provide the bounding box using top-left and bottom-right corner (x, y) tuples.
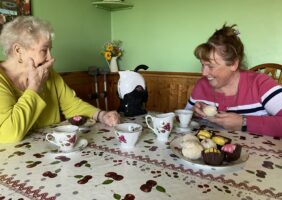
(0, 0), (31, 26)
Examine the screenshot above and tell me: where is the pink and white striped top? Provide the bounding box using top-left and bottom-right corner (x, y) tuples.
(186, 70), (282, 137)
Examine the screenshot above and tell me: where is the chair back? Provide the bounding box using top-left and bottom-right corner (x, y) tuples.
(250, 63), (282, 84)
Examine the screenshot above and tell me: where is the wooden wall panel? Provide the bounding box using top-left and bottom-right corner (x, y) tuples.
(140, 72), (201, 112)
(106, 73), (120, 110)
(60, 71), (202, 113)
(60, 71), (96, 106)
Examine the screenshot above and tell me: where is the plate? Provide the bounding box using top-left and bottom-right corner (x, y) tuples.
(170, 137), (249, 172)
(189, 121), (200, 129)
(175, 127), (191, 134)
(48, 138), (88, 153)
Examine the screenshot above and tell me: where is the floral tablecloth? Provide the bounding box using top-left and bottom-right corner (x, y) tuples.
(0, 115), (281, 200)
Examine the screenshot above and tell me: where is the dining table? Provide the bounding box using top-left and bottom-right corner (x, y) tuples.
(0, 113), (281, 200)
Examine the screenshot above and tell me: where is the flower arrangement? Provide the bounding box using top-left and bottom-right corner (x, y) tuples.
(102, 40), (123, 61)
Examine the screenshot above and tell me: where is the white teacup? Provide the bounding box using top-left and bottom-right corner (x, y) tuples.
(145, 112), (175, 142)
(114, 123), (142, 148)
(46, 125), (79, 152)
(175, 109), (193, 128)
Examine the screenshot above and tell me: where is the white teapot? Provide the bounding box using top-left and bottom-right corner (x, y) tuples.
(117, 70), (145, 99)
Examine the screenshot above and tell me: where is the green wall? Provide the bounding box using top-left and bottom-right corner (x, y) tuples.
(1, 0), (111, 72)
(1, 0), (282, 73)
(33, 0), (113, 72)
(113, 0), (282, 72)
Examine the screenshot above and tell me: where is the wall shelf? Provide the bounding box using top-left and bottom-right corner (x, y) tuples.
(92, 1), (133, 11)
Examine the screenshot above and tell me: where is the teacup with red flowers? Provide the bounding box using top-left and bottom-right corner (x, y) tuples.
(114, 123), (142, 148)
(46, 125), (79, 152)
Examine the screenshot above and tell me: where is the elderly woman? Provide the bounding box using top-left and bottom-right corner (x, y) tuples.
(186, 24), (282, 137)
(0, 16), (120, 143)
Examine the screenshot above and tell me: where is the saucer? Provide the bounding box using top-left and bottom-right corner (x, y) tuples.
(175, 127), (191, 134)
(189, 121), (200, 129)
(48, 138), (88, 153)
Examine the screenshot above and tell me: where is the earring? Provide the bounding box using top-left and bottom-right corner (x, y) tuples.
(18, 58), (23, 63)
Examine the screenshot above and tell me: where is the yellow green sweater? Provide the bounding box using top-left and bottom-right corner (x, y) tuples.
(0, 69), (98, 143)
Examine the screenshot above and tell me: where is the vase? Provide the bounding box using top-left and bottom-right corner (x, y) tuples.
(109, 56), (119, 72)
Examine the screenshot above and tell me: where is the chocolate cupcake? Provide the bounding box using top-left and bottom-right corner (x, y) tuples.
(68, 115), (88, 126)
(221, 144), (242, 162)
(202, 147), (224, 166)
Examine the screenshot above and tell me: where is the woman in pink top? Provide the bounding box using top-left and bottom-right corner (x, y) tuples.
(186, 24), (282, 137)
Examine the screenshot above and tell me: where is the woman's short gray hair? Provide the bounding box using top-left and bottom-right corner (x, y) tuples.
(0, 16), (54, 56)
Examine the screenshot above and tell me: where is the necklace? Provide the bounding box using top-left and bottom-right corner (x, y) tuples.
(213, 81), (240, 112)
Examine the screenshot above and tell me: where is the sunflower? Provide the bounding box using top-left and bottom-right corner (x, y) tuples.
(105, 43), (113, 51)
(102, 40), (123, 64)
(104, 51), (111, 60)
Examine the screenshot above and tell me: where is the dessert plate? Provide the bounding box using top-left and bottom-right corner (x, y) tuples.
(175, 127), (191, 134)
(48, 138), (88, 153)
(170, 137), (249, 172)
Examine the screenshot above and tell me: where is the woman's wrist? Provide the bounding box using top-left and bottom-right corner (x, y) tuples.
(241, 115), (247, 132)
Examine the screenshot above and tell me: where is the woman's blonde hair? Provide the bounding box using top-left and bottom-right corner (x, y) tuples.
(0, 16), (54, 56)
(194, 24), (246, 69)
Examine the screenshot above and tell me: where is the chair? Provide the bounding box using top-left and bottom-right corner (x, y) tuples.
(250, 63), (282, 84)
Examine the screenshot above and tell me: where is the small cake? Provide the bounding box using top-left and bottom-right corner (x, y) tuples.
(203, 105), (217, 117)
(182, 134), (199, 143)
(221, 144), (242, 162)
(202, 147), (224, 166)
(182, 140), (204, 160)
(68, 115), (88, 126)
(212, 135), (231, 147)
(196, 129), (213, 140)
(201, 138), (217, 149)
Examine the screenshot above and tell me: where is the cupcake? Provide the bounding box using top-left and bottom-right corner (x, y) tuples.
(68, 115), (88, 126)
(182, 134), (199, 143)
(211, 135), (231, 148)
(182, 140), (203, 160)
(201, 138), (217, 149)
(202, 147), (224, 166)
(203, 105), (218, 117)
(221, 144), (242, 162)
(196, 129), (213, 140)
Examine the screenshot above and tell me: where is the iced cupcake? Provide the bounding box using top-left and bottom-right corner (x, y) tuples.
(212, 135), (231, 148)
(202, 147), (224, 166)
(196, 129), (213, 140)
(221, 144), (242, 162)
(68, 115), (88, 126)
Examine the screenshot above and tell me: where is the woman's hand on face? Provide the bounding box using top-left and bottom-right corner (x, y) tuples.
(207, 112), (243, 131)
(193, 102), (207, 118)
(26, 58), (54, 92)
(100, 111), (120, 127)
